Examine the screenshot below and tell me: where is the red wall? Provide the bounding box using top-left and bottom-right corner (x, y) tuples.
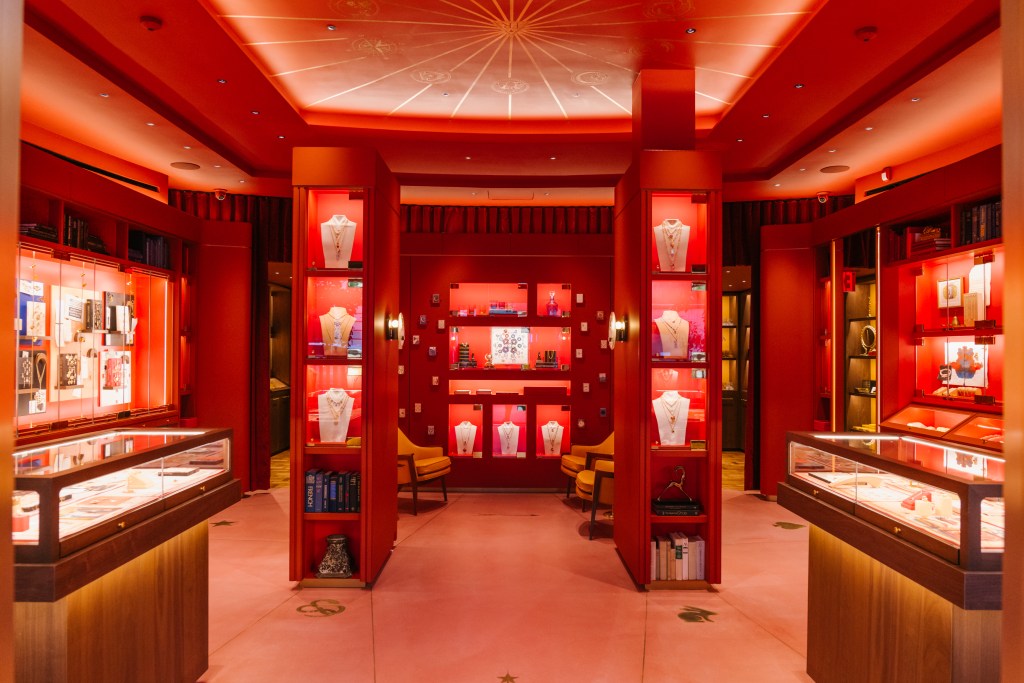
(399, 242), (614, 488)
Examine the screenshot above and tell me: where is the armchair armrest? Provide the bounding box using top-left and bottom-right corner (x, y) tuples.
(398, 453), (417, 481)
(586, 451), (614, 470)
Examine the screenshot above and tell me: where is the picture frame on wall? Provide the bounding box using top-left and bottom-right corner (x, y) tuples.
(936, 277), (963, 308)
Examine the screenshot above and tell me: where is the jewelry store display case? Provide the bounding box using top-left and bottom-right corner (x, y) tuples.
(780, 430), (1002, 683)
(13, 428), (234, 569)
(290, 147), (400, 587)
(614, 150), (723, 589)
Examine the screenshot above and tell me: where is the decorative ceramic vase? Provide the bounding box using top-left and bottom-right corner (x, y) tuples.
(546, 291), (559, 317)
(316, 534), (354, 578)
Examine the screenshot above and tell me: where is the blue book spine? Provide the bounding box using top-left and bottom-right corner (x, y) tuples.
(351, 472), (361, 512)
(327, 473), (339, 513)
(313, 470), (325, 512)
(339, 471), (350, 512)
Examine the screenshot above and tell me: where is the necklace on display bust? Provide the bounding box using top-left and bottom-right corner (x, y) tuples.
(324, 388), (350, 425)
(327, 216), (349, 262)
(661, 219), (686, 270)
(657, 312), (686, 351)
(498, 421), (517, 454)
(660, 392), (683, 436)
(457, 421), (475, 453)
(326, 308), (351, 347)
(543, 421), (562, 454)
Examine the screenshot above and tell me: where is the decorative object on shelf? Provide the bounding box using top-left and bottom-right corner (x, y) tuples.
(944, 343), (987, 387)
(652, 466), (703, 516)
(320, 215), (358, 268)
(653, 218), (690, 272)
(319, 306), (356, 356)
(541, 420), (565, 455)
(546, 290), (560, 317)
(454, 421), (477, 455)
(497, 420), (520, 455)
(317, 388), (354, 442)
(653, 309), (690, 358)
(490, 327), (529, 365)
(483, 353), (493, 369)
(316, 534), (354, 579)
(25, 300), (46, 338)
(458, 342), (477, 368)
(99, 350), (132, 406)
(652, 390), (691, 445)
(937, 277), (963, 308)
(859, 324), (877, 354)
(58, 353), (80, 388)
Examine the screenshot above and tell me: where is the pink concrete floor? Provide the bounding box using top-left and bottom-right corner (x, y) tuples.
(200, 488), (812, 682)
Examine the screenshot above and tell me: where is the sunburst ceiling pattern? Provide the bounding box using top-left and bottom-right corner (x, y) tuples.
(210, 0), (819, 128)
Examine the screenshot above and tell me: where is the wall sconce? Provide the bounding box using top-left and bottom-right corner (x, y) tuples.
(608, 313), (628, 349)
(881, 166), (893, 183)
(386, 313), (401, 341)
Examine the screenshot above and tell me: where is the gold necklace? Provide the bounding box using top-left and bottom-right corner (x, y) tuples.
(499, 422), (517, 453)
(324, 389), (349, 425)
(660, 393), (682, 435)
(457, 422), (474, 453)
(658, 316), (685, 351)
(661, 219), (684, 270)
(543, 422), (561, 454)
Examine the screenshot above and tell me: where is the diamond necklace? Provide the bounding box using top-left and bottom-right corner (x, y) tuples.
(457, 422), (474, 453)
(657, 315), (685, 352)
(325, 389), (349, 425)
(499, 422), (517, 453)
(543, 422), (561, 454)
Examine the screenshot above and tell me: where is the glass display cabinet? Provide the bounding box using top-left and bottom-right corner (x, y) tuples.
(16, 244), (175, 438)
(13, 428), (232, 563)
(786, 431), (1003, 570)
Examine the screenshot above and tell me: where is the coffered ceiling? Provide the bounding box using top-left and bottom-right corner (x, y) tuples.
(19, 0), (1002, 202)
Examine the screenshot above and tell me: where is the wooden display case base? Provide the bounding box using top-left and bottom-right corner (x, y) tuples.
(807, 526), (1000, 683)
(298, 577), (367, 588)
(14, 523), (210, 683)
(645, 579), (712, 591)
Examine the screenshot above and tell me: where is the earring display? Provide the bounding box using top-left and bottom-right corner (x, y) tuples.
(320, 214), (358, 268)
(652, 390), (691, 445)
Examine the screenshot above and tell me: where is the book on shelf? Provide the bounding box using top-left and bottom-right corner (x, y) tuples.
(304, 468), (360, 512)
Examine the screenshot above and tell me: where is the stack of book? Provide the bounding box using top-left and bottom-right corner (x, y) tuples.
(651, 498), (703, 516)
(960, 199), (1002, 244)
(303, 469), (361, 512)
(651, 532), (705, 581)
(906, 225), (950, 256)
(19, 222), (58, 243)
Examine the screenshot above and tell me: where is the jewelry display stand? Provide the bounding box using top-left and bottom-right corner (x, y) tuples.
(320, 214), (358, 268)
(291, 148), (399, 587)
(496, 421), (520, 456)
(540, 420), (564, 455)
(653, 310), (689, 358)
(454, 420), (478, 455)
(652, 390), (690, 445)
(653, 218), (690, 272)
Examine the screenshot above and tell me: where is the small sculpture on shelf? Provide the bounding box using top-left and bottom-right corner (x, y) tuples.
(546, 290), (559, 317)
(316, 534), (354, 578)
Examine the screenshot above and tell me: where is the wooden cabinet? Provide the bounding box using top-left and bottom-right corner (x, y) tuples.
(614, 150), (723, 587)
(289, 148), (400, 586)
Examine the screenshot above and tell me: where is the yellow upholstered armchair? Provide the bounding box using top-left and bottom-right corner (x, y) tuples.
(575, 453), (614, 539)
(397, 428), (452, 515)
(559, 433), (614, 499)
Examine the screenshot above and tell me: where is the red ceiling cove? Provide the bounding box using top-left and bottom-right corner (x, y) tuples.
(18, 0), (1002, 201)
(208, 0), (819, 131)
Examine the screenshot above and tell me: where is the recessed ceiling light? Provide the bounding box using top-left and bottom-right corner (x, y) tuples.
(549, 156), (557, 160)
(327, 24), (337, 31)
(183, 145), (192, 150)
(794, 83), (805, 89)
(470, 191), (477, 196)
(820, 165), (851, 173)
(239, 179), (246, 183)
(736, 138), (744, 142)
(277, 135), (286, 139)
(828, 148), (837, 153)
(864, 126), (873, 131)
(685, 27), (696, 34)
(762, 113), (769, 118)
(798, 168), (806, 172)
(99, 92), (110, 98)
(911, 97), (920, 102)
(170, 162), (200, 171)
(442, 92), (449, 96)
(544, 192), (551, 196)
(773, 183), (781, 187)
(145, 122), (155, 126)
(213, 164), (222, 168)
(217, 78), (227, 84)
(465, 156), (472, 160)
(251, 110), (260, 115)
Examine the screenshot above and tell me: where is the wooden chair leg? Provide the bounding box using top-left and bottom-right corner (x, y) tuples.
(589, 502), (598, 540)
(410, 479), (419, 516)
